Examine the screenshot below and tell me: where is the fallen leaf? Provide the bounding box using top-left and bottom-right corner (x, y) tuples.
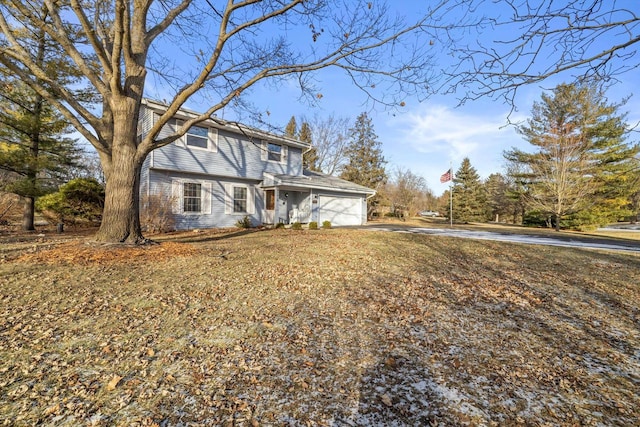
(381, 394), (392, 406)
(43, 403), (60, 416)
(107, 375), (122, 391)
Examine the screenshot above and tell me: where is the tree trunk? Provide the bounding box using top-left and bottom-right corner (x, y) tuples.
(95, 146), (145, 243)
(21, 21), (44, 233)
(94, 103), (146, 244)
(22, 196), (35, 231)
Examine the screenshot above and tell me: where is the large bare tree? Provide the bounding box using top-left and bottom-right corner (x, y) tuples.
(442, 1), (640, 105)
(306, 114), (351, 176)
(0, 0), (449, 243)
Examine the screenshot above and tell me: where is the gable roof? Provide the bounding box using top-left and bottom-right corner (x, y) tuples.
(267, 169), (376, 195)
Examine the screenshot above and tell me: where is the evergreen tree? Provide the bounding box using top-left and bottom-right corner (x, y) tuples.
(505, 82), (639, 230)
(452, 158), (486, 223)
(285, 116), (297, 138)
(628, 165), (640, 223)
(0, 11), (83, 230)
(484, 173), (512, 222)
(341, 112), (387, 218)
(341, 112), (387, 188)
(298, 121), (318, 171)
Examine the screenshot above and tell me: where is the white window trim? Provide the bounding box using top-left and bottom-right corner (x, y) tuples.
(171, 179), (211, 215)
(175, 119), (219, 152)
(262, 140), (288, 164)
(224, 183), (255, 215)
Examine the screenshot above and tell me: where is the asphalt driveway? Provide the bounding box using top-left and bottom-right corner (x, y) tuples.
(366, 224), (640, 253)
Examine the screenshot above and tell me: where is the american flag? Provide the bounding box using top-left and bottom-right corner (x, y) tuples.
(440, 168), (452, 183)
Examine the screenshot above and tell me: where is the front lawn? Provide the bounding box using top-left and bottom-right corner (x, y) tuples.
(1, 228), (638, 426)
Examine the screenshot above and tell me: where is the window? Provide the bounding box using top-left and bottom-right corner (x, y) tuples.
(225, 184), (254, 215)
(183, 182), (202, 212)
(233, 186), (248, 213)
(186, 125), (209, 149)
(267, 143), (282, 162)
(172, 180), (210, 215)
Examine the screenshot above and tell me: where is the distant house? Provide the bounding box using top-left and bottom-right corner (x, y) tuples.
(139, 99), (375, 229)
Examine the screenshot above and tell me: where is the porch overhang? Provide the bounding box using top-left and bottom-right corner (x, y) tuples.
(261, 171), (376, 196)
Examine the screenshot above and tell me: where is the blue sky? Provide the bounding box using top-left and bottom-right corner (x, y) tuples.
(156, 1), (640, 196)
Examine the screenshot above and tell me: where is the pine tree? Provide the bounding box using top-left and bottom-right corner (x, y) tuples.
(505, 82), (639, 230)
(298, 121), (318, 171)
(0, 11), (83, 230)
(341, 112), (387, 188)
(452, 158), (486, 223)
(285, 116), (297, 138)
(340, 112), (386, 218)
(484, 173), (512, 223)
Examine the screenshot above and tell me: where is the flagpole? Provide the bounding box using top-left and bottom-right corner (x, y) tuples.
(449, 161), (453, 228)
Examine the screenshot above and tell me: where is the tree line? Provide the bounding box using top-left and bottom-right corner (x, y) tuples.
(445, 83), (640, 230)
(1, 1), (639, 240)
(284, 81), (640, 231)
(3, 79), (639, 232)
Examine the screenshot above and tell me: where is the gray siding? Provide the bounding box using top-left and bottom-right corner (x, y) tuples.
(140, 155), (151, 199)
(152, 131), (303, 179)
(137, 105), (154, 137)
(140, 105), (304, 179)
(147, 170), (263, 229)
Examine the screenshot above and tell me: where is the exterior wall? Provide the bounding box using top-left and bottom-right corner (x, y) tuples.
(147, 170), (263, 229)
(137, 105), (154, 137)
(278, 190), (312, 224)
(142, 106), (304, 179)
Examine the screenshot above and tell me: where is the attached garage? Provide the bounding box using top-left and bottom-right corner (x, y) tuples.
(265, 170), (375, 226)
(319, 195), (363, 226)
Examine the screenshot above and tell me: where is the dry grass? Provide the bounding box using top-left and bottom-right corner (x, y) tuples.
(1, 228), (639, 426)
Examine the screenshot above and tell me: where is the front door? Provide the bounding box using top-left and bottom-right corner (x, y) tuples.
(264, 189), (275, 224)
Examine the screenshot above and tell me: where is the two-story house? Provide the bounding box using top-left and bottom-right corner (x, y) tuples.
(139, 99), (375, 230)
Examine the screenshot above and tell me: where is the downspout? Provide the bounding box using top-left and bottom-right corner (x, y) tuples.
(366, 191), (377, 223)
(302, 145), (314, 172)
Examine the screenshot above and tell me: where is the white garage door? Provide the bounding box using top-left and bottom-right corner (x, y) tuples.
(318, 196), (363, 226)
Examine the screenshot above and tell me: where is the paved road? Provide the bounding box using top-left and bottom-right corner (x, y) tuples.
(368, 226), (640, 254)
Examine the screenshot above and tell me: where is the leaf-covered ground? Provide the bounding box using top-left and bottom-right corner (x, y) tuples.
(1, 228), (639, 426)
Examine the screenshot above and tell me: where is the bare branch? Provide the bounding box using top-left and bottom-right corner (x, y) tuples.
(442, 0), (640, 105)
(70, 0), (112, 77)
(146, 0), (192, 44)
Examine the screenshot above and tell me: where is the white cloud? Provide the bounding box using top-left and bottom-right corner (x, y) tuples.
(393, 104), (522, 163)
(377, 102), (530, 189)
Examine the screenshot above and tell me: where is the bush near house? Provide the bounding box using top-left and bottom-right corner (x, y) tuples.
(235, 216), (252, 229)
(36, 178), (104, 226)
(322, 220), (331, 229)
(308, 221), (318, 230)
